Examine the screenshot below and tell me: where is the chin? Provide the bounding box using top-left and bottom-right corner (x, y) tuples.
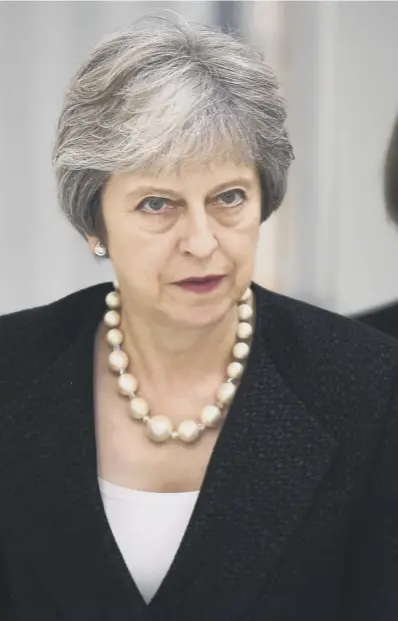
(171, 298), (233, 330)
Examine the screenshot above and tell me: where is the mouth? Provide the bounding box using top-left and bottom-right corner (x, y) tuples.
(174, 275), (225, 293)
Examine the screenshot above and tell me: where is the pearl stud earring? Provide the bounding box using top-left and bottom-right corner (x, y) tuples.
(94, 242), (108, 258)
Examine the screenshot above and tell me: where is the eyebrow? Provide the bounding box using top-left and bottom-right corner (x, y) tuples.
(125, 177), (254, 200)
(125, 186), (181, 200)
(208, 177), (254, 195)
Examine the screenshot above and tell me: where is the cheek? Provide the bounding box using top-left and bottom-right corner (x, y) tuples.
(220, 230), (259, 279)
(111, 230), (174, 284)
(224, 213), (260, 263)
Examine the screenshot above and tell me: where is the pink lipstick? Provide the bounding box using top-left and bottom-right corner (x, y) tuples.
(174, 275), (225, 293)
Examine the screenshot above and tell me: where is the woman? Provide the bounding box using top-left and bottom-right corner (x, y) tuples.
(356, 114), (398, 338)
(1, 16), (397, 621)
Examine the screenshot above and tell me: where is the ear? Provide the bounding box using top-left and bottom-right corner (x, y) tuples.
(86, 235), (100, 255)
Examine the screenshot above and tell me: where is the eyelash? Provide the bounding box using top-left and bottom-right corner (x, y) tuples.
(136, 189), (247, 214)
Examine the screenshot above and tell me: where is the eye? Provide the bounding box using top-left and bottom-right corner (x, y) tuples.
(137, 196), (174, 214)
(214, 189), (247, 208)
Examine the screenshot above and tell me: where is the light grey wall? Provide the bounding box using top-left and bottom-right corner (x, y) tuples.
(279, 1), (398, 314)
(331, 1), (398, 314)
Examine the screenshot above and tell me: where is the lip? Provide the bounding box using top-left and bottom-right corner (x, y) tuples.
(174, 275), (225, 293)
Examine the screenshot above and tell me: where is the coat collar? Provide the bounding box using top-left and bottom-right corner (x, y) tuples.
(0, 283), (337, 621)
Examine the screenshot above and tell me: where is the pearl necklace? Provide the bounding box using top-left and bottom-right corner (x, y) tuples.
(103, 285), (254, 444)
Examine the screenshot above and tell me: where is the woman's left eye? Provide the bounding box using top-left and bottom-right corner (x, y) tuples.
(215, 189), (247, 207)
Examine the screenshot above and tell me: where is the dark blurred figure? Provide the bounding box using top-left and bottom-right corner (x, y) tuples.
(356, 116), (398, 338)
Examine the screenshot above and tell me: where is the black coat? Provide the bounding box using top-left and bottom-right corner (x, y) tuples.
(1, 282), (398, 621)
(356, 300), (398, 341)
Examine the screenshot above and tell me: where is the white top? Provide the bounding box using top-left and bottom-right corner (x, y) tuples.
(98, 478), (199, 603)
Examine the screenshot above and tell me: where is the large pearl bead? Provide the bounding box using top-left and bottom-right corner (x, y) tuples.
(217, 381), (236, 405)
(106, 328), (123, 347)
(237, 322), (253, 340)
(104, 310), (120, 328)
(201, 404), (222, 428)
(241, 287), (252, 302)
(109, 350), (129, 372)
(233, 342), (250, 360)
(147, 415), (173, 443)
(129, 397), (149, 420)
(118, 373), (138, 396)
(177, 420), (200, 443)
(227, 361), (243, 380)
(106, 291), (121, 309)
(238, 303), (253, 321)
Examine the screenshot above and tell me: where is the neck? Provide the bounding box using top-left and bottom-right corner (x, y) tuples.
(119, 305), (238, 393)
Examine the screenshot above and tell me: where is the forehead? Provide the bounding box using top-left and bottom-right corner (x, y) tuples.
(110, 159), (259, 196)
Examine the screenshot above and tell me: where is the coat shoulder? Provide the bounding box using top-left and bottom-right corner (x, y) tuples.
(254, 284), (398, 433)
(0, 283), (111, 405)
(354, 300), (398, 341)
(255, 284), (398, 357)
(0, 283), (110, 344)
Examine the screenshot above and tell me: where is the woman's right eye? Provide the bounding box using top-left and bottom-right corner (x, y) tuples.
(137, 197), (174, 214)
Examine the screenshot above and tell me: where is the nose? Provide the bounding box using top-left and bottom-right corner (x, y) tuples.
(178, 209), (218, 259)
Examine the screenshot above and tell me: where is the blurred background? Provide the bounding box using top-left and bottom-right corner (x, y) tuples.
(1, 0), (398, 316)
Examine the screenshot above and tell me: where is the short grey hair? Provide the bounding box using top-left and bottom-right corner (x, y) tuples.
(53, 15), (294, 237)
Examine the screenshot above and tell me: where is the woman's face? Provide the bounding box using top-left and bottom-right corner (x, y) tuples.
(91, 159), (262, 328)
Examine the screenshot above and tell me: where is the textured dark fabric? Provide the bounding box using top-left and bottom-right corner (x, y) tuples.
(355, 300), (398, 341)
(1, 282), (398, 621)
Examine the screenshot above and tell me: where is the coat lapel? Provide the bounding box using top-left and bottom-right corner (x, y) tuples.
(0, 288), (150, 620)
(149, 287), (338, 621)
(0, 283), (338, 621)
